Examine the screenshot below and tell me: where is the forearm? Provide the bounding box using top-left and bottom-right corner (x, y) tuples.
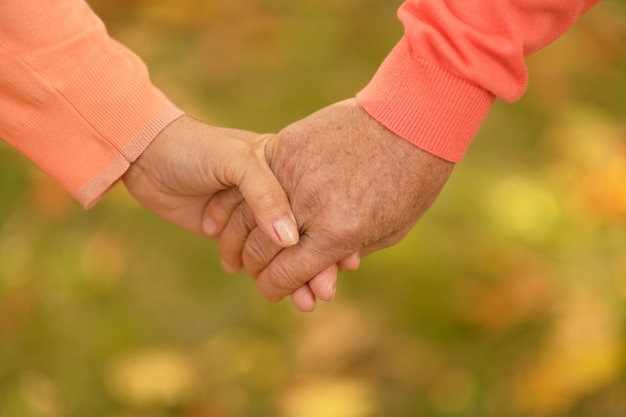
(357, 0), (601, 162)
(0, 0), (183, 208)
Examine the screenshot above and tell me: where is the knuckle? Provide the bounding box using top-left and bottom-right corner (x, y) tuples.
(337, 215), (363, 237)
(242, 233), (275, 277)
(231, 204), (256, 236)
(266, 262), (301, 297)
(216, 204), (258, 266)
(316, 215), (364, 250)
(320, 202), (367, 239)
(243, 237), (265, 266)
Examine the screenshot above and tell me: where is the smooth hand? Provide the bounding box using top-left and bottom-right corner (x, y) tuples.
(122, 115), (298, 248)
(205, 99), (454, 310)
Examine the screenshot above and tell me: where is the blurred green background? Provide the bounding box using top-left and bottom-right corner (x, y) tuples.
(2, 1), (626, 416)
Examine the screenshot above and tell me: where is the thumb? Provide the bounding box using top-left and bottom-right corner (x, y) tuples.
(237, 152), (299, 248)
(256, 234), (353, 302)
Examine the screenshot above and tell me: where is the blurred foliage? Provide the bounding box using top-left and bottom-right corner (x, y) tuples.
(1, 0), (626, 416)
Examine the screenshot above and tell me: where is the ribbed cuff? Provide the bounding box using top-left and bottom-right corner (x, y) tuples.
(356, 37), (495, 163)
(75, 106), (184, 209)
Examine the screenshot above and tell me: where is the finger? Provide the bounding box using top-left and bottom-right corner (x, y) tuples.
(243, 227), (346, 302)
(244, 228), (340, 303)
(240, 222), (323, 311)
(308, 264), (338, 302)
(202, 188), (244, 237)
(338, 252), (360, 271)
(290, 284), (317, 312)
(254, 233), (355, 302)
(218, 202), (257, 274)
(242, 226), (283, 278)
(237, 149), (299, 248)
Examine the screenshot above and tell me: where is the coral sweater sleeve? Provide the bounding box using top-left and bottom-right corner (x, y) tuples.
(357, 0), (601, 162)
(0, 0), (184, 208)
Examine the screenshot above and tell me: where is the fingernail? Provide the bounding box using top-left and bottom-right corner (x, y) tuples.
(301, 293), (317, 313)
(221, 258), (239, 274)
(320, 281), (336, 302)
(273, 217), (299, 246)
(328, 282), (337, 302)
(203, 217), (217, 236)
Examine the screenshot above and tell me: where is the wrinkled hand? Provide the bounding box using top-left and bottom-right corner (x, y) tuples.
(122, 115), (298, 248)
(205, 99), (454, 311)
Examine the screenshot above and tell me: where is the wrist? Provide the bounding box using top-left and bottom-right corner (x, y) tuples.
(123, 114), (187, 187)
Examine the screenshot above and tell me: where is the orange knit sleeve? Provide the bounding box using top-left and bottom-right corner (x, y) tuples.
(357, 0), (601, 162)
(0, 0), (184, 208)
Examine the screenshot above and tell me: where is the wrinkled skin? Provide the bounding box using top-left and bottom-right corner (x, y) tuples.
(205, 98), (454, 311)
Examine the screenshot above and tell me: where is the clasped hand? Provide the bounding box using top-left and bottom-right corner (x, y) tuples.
(202, 98), (454, 312)
(124, 99), (452, 312)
